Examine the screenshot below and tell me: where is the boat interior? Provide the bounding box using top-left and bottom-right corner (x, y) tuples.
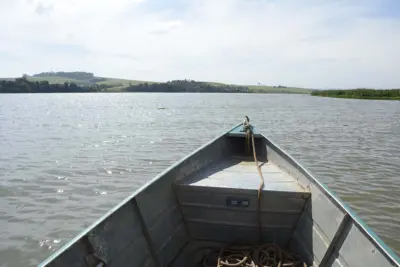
(170, 134), (312, 266)
(41, 126), (399, 267)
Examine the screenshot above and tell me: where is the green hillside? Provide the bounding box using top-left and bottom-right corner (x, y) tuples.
(0, 73), (154, 92)
(26, 72), (152, 89)
(28, 76), (90, 85)
(97, 78), (155, 87)
(200, 82), (312, 94)
(1, 72), (312, 94)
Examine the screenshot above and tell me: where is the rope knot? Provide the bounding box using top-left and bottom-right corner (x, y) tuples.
(242, 116), (253, 134)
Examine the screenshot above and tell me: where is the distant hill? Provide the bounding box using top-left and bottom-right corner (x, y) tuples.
(25, 71), (152, 90)
(1, 71), (313, 94)
(32, 71), (95, 80)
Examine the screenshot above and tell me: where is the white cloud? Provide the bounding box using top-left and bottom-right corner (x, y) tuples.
(1, 0), (399, 88)
(149, 20), (183, 35)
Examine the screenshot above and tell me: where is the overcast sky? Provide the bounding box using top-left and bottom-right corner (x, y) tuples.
(1, 0), (399, 89)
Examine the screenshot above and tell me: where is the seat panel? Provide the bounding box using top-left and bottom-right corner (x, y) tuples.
(178, 157), (307, 193)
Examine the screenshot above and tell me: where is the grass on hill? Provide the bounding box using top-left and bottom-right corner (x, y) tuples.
(96, 78), (155, 87)
(201, 82), (312, 94)
(247, 85), (312, 94)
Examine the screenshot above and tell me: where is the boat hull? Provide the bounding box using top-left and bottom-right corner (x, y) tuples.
(38, 123), (400, 267)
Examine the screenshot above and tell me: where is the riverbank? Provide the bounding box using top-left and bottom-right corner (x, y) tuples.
(3, 72), (399, 97)
(0, 72), (313, 94)
(311, 89), (400, 100)
(313, 95), (400, 100)
(0, 78), (312, 94)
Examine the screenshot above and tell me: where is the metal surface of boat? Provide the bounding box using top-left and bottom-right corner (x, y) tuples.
(38, 120), (400, 267)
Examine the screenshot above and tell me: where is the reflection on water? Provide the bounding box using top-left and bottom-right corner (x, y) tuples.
(0, 93), (399, 266)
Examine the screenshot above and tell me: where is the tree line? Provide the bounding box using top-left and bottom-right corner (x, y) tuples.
(311, 89), (400, 100)
(0, 77), (97, 93)
(1, 78), (250, 93)
(126, 80), (249, 93)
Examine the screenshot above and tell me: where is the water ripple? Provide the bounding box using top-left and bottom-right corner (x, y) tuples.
(0, 93), (399, 266)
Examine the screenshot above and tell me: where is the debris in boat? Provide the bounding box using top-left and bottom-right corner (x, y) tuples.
(200, 244), (307, 267)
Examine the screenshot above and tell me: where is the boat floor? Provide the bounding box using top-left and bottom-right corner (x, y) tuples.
(178, 156), (307, 193)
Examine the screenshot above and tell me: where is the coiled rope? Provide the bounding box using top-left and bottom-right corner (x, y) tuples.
(200, 244), (307, 267)
(198, 117), (307, 267)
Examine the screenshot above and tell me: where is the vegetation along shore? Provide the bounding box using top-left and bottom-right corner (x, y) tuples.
(311, 89), (400, 100)
(1, 72), (399, 99)
(0, 72), (311, 94)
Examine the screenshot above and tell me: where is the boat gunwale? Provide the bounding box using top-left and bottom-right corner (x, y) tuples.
(37, 123), (243, 267)
(260, 132), (400, 266)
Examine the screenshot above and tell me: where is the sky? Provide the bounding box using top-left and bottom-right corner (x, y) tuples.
(0, 0), (400, 89)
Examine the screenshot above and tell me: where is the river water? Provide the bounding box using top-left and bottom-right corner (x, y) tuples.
(0, 93), (399, 266)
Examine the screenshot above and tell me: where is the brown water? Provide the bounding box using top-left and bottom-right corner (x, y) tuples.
(0, 93), (399, 266)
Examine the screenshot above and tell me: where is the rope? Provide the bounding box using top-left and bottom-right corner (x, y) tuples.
(199, 244), (308, 267)
(251, 132), (265, 199)
(243, 117), (265, 243)
(242, 116), (265, 198)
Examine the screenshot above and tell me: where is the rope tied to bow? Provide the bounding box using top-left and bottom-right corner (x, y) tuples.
(242, 116), (265, 199)
(198, 117), (308, 267)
